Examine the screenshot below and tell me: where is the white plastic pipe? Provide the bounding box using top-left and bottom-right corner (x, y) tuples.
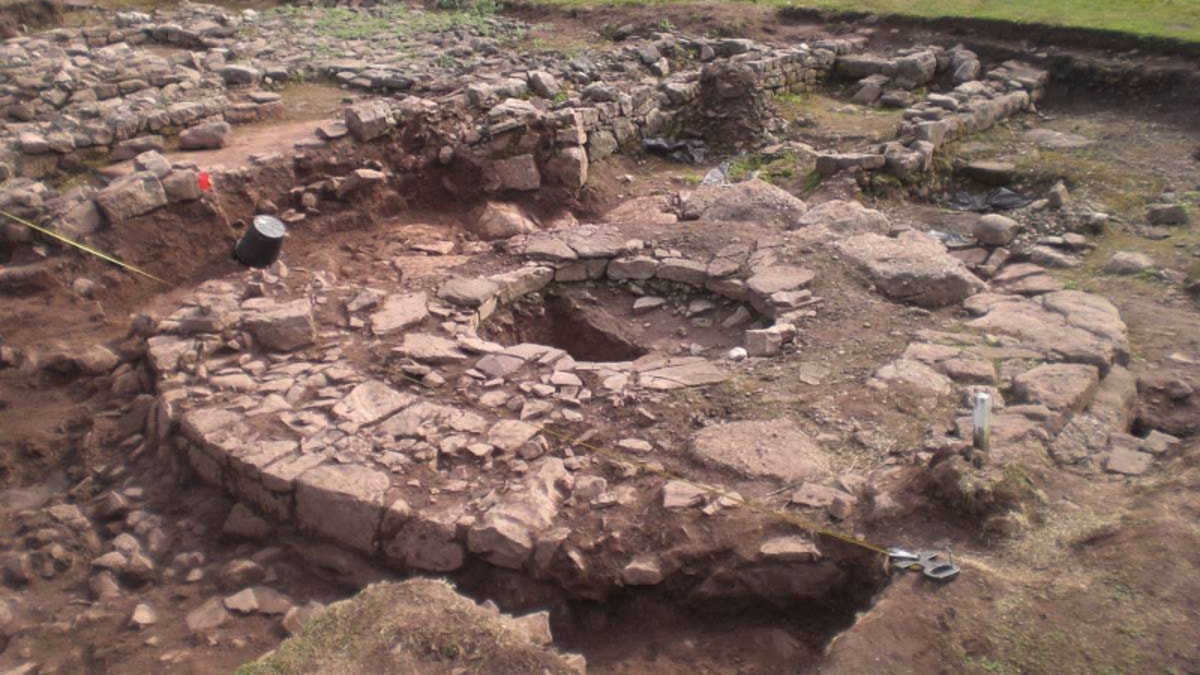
(972, 392), (992, 454)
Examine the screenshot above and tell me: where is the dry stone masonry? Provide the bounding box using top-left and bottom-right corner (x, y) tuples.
(0, 0), (1052, 257)
(120, 154), (1172, 603)
(0, 2), (853, 239)
(3, 5), (1189, 654)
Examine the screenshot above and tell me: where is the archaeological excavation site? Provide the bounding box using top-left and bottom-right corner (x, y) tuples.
(0, 0), (1198, 672)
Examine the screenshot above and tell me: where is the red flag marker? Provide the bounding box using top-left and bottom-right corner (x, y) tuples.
(197, 172), (211, 192)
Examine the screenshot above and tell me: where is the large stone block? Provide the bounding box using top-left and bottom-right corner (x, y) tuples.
(241, 297), (316, 352)
(161, 169), (202, 203)
(545, 147), (588, 189)
(344, 100), (394, 142)
(94, 171), (167, 224)
(179, 121), (231, 150)
(295, 464), (389, 554)
(489, 154), (541, 191)
(469, 202), (538, 241)
(385, 507), (466, 572)
(836, 231), (983, 308)
(489, 266), (554, 304)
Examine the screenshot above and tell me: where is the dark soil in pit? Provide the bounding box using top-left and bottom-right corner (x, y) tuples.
(555, 597), (848, 674)
(446, 534), (888, 675)
(481, 284), (752, 363)
(551, 562), (890, 675)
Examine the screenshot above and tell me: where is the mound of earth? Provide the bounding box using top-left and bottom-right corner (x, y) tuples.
(239, 579), (583, 675)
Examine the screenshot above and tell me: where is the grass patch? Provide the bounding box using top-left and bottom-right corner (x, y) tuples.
(727, 149), (800, 184)
(532, 0), (1200, 44)
(1011, 147), (1165, 217)
(773, 91), (902, 141)
(1052, 228), (1197, 295)
(800, 170), (824, 196)
(962, 117), (1170, 220)
(262, 2), (510, 42)
(500, 24), (599, 57)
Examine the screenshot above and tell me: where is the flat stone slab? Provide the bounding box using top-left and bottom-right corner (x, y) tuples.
(561, 226), (625, 258)
(872, 358), (953, 397)
(992, 263), (1064, 295)
(1024, 128), (1094, 150)
(836, 231), (983, 308)
(371, 292), (429, 335)
(379, 402), (471, 438)
(963, 160), (1016, 186)
(332, 381), (415, 426)
(965, 291), (1128, 373)
(746, 265), (815, 297)
(608, 256), (658, 281)
(1012, 363), (1100, 413)
(689, 419), (831, 482)
(397, 333), (469, 364)
(759, 536), (820, 562)
(486, 419), (540, 452)
(437, 278), (499, 307)
(1104, 447), (1153, 475)
(521, 232), (577, 262)
(639, 361), (728, 390)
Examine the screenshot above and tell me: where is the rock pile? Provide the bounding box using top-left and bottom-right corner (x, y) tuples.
(0, 2), (869, 246)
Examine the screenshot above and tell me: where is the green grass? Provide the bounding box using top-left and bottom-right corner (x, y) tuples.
(727, 149), (800, 184)
(261, 1), (509, 42)
(535, 0), (1200, 44)
(773, 91), (903, 141)
(1009, 147), (1166, 217)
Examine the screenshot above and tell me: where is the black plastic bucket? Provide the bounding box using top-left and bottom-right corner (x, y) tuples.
(235, 215), (286, 268)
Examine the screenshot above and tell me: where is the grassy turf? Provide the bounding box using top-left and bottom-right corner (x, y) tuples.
(536, 0), (1200, 44)
(237, 580), (576, 675)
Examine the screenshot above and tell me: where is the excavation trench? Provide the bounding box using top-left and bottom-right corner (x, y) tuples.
(485, 293), (649, 363)
(479, 284), (754, 363)
(445, 537), (889, 672)
(130, 85), (1194, 667)
(7, 7), (1199, 670)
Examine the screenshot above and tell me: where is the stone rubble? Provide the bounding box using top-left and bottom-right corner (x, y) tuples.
(2, 8), (1186, 662)
(0, 0), (1050, 271)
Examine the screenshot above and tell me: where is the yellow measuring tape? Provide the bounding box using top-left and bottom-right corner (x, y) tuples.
(394, 371), (891, 557)
(1, 208), (168, 284)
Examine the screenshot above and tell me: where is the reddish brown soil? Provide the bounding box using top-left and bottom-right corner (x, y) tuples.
(2, 3), (1200, 674)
